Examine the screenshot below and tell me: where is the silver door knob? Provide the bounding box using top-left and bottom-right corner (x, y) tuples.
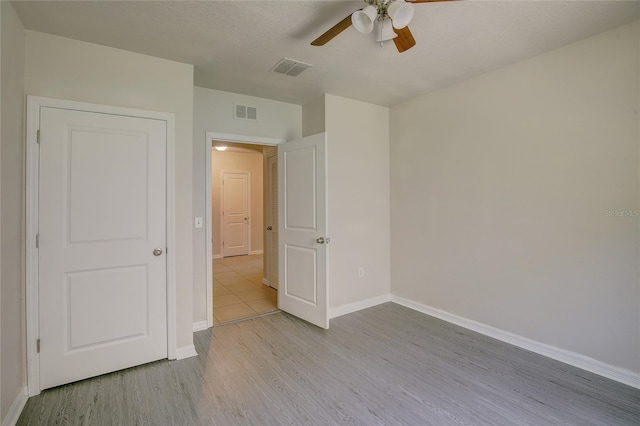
(316, 237), (325, 244)
(153, 248), (163, 256)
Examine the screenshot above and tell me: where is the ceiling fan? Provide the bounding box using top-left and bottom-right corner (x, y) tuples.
(311, 0), (458, 53)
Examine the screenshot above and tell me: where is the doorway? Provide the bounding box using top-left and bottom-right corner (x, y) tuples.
(212, 142), (277, 324)
(205, 133), (284, 328)
(204, 132), (329, 330)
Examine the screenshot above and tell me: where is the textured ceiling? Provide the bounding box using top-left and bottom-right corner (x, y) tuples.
(12, 0), (640, 107)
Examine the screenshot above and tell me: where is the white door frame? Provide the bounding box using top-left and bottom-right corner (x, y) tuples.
(205, 132), (284, 328)
(26, 96), (177, 396)
(221, 170), (251, 257)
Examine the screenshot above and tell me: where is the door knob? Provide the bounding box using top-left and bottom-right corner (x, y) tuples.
(316, 237), (325, 244)
(267, 226), (272, 231)
(153, 248), (163, 256)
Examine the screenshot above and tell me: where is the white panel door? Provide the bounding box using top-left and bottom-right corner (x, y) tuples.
(222, 172), (250, 257)
(38, 107), (167, 390)
(278, 133), (328, 329)
(266, 154), (279, 289)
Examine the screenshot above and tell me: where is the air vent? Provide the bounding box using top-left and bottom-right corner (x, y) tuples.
(234, 103), (258, 121)
(271, 58), (313, 77)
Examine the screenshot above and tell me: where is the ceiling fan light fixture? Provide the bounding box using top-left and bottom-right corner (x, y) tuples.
(351, 5), (378, 34)
(388, 0), (415, 29)
(376, 18), (398, 43)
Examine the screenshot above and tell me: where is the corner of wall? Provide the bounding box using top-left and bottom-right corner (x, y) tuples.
(302, 94), (325, 137)
(1, 1), (26, 422)
(388, 21), (640, 375)
(1, 386), (27, 426)
(324, 94), (391, 310)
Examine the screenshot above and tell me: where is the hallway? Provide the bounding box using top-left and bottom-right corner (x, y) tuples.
(213, 254), (278, 324)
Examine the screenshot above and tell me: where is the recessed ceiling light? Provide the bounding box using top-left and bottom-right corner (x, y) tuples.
(215, 146), (228, 151)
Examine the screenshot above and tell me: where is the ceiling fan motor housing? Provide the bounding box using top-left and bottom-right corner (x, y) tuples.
(354, 0), (415, 34)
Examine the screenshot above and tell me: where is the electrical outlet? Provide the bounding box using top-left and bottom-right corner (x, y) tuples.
(358, 267), (365, 278)
(194, 217), (203, 229)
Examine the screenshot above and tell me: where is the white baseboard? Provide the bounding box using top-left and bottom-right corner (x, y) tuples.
(391, 295), (640, 389)
(250, 250), (263, 255)
(192, 320), (209, 332)
(212, 254), (222, 259)
(175, 344), (198, 360)
(2, 385), (28, 426)
(330, 294), (391, 319)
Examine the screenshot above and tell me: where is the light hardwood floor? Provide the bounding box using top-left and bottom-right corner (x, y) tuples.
(18, 303), (640, 425)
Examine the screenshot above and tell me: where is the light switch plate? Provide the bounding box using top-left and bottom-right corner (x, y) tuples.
(194, 217), (203, 229)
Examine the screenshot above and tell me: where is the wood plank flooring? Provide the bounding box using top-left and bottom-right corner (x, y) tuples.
(18, 303), (640, 425)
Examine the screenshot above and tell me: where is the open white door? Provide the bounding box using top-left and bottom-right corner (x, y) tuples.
(278, 133), (329, 329)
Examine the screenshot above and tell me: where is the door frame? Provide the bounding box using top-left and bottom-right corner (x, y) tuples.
(221, 170), (252, 257)
(26, 96), (177, 396)
(205, 132), (284, 328)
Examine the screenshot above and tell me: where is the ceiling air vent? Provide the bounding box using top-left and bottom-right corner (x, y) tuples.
(272, 58), (313, 77)
(234, 103), (258, 121)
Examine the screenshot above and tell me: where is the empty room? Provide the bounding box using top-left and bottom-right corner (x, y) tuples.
(1, 1), (639, 425)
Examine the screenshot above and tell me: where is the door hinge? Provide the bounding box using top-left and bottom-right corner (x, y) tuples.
(36, 129), (41, 144)
(37, 339), (40, 353)
(36, 234), (40, 248)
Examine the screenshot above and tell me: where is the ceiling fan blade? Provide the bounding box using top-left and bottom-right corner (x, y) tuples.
(311, 14), (353, 46)
(393, 26), (416, 53)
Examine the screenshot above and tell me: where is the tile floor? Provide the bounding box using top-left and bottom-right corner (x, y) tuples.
(213, 253), (278, 325)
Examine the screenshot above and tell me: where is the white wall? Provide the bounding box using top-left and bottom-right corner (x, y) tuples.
(325, 94), (391, 310)
(1, 1), (3, 414)
(192, 86), (301, 323)
(390, 21), (640, 375)
(211, 150), (263, 257)
(1, 1), (3, 415)
(1, 1), (25, 422)
(302, 95), (325, 137)
(25, 31), (195, 350)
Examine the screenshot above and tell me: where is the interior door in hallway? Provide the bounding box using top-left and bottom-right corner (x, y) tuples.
(222, 171), (250, 257)
(38, 106), (168, 390)
(266, 154), (279, 289)
(278, 133), (329, 329)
